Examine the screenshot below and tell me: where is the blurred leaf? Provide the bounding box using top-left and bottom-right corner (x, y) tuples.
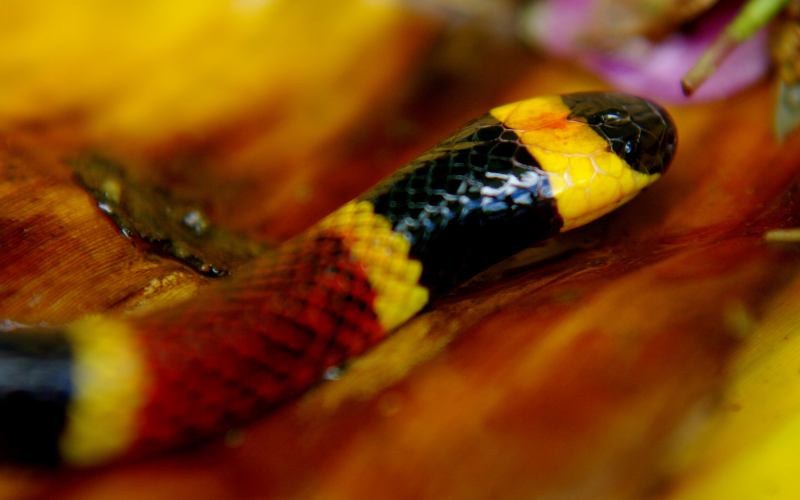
(72, 155), (266, 276)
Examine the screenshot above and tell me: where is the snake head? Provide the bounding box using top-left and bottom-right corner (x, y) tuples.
(562, 92), (678, 176)
(488, 92), (677, 231)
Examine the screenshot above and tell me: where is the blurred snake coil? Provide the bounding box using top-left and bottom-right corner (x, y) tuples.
(0, 92), (676, 467)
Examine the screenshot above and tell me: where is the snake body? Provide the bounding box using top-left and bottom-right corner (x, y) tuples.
(0, 92), (676, 466)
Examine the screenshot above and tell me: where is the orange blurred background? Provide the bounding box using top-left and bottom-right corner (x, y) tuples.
(3, 1), (800, 499)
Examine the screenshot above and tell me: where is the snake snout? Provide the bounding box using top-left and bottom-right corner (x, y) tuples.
(627, 97), (677, 176)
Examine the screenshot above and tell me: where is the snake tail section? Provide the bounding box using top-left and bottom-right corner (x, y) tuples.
(0, 92), (676, 466)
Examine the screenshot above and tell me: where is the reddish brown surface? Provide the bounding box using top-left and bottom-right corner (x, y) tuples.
(0, 137), (206, 325)
(2, 36), (800, 500)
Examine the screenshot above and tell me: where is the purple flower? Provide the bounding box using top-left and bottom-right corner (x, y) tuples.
(522, 0), (770, 103)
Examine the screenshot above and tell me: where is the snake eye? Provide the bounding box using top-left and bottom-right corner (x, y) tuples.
(599, 111), (631, 126)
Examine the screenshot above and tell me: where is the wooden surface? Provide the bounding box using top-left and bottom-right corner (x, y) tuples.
(3, 2), (800, 499)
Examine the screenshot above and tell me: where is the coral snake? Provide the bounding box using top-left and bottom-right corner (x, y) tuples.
(0, 92), (676, 466)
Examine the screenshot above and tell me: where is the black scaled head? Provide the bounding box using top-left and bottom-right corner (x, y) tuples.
(561, 92), (677, 175)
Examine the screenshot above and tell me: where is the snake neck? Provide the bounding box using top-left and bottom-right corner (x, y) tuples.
(356, 113), (562, 297)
